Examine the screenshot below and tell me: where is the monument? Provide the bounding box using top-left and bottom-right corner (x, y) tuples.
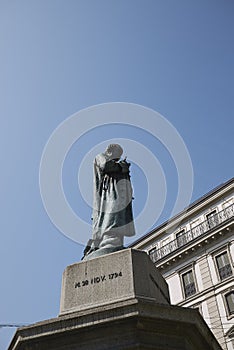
(8, 144), (222, 350)
(82, 144), (135, 260)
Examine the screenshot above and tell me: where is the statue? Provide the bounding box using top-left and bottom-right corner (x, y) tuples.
(82, 144), (135, 260)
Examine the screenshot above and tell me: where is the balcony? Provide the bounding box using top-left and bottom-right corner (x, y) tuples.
(149, 204), (234, 263)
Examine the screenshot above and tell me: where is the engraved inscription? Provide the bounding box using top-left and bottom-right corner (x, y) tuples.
(74, 271), (123, 288)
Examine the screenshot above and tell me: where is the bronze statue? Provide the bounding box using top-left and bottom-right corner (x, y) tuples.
(82, 144), (135, 260)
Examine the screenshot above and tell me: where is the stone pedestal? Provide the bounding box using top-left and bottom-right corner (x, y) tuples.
(8, 249), (222, 350)
(60, 248), (170, 315)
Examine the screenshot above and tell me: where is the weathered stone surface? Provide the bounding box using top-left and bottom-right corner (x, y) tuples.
(60, 249), (170, 315)
(8, 299), (222, 350)
(7, 249), (222, 350)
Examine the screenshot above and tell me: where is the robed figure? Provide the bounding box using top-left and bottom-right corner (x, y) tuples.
(83, 144), (135, 260)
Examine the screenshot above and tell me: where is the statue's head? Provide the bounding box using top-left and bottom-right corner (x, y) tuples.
(105, 144), (123, 160)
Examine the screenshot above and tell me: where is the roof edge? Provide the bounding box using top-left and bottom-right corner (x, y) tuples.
(129, 177), (234, 247)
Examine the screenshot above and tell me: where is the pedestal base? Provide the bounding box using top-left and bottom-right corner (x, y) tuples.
(8, 298), (221, 350)
(8, 249), (222, 350)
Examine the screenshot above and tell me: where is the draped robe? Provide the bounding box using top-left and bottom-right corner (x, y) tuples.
(92, 152), (135, 245)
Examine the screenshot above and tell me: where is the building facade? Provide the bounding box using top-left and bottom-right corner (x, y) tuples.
(131, 178), (234, 350)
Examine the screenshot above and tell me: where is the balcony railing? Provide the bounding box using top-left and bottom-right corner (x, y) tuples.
(149, 204), (234, 263)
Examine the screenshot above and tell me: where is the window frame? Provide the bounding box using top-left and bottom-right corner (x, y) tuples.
(176, 229), (186, 248)
(213, 248), (233, 282)
(223, 291), (234, 319)
(206, 208), (218, 229)
(180, 266), (197, 300)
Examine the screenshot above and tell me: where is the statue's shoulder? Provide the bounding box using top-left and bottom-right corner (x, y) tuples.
(94, 153), (107, 169)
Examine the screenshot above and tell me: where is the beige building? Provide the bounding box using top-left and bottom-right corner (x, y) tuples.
(131, 178), (234, 350)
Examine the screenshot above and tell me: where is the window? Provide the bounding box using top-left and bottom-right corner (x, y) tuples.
(225, 292), (234, 316)
(176, 230), (185, 248)
(206, 210), (217, 229)
(182, 270), (196, 298)
(215, 251), (232, 280)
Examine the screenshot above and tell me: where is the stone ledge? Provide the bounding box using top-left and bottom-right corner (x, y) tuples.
(8, 298), (222, 350)
(7, 249), (222, 350)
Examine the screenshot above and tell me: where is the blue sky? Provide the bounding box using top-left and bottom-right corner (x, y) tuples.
(0, 1), (234, 348)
